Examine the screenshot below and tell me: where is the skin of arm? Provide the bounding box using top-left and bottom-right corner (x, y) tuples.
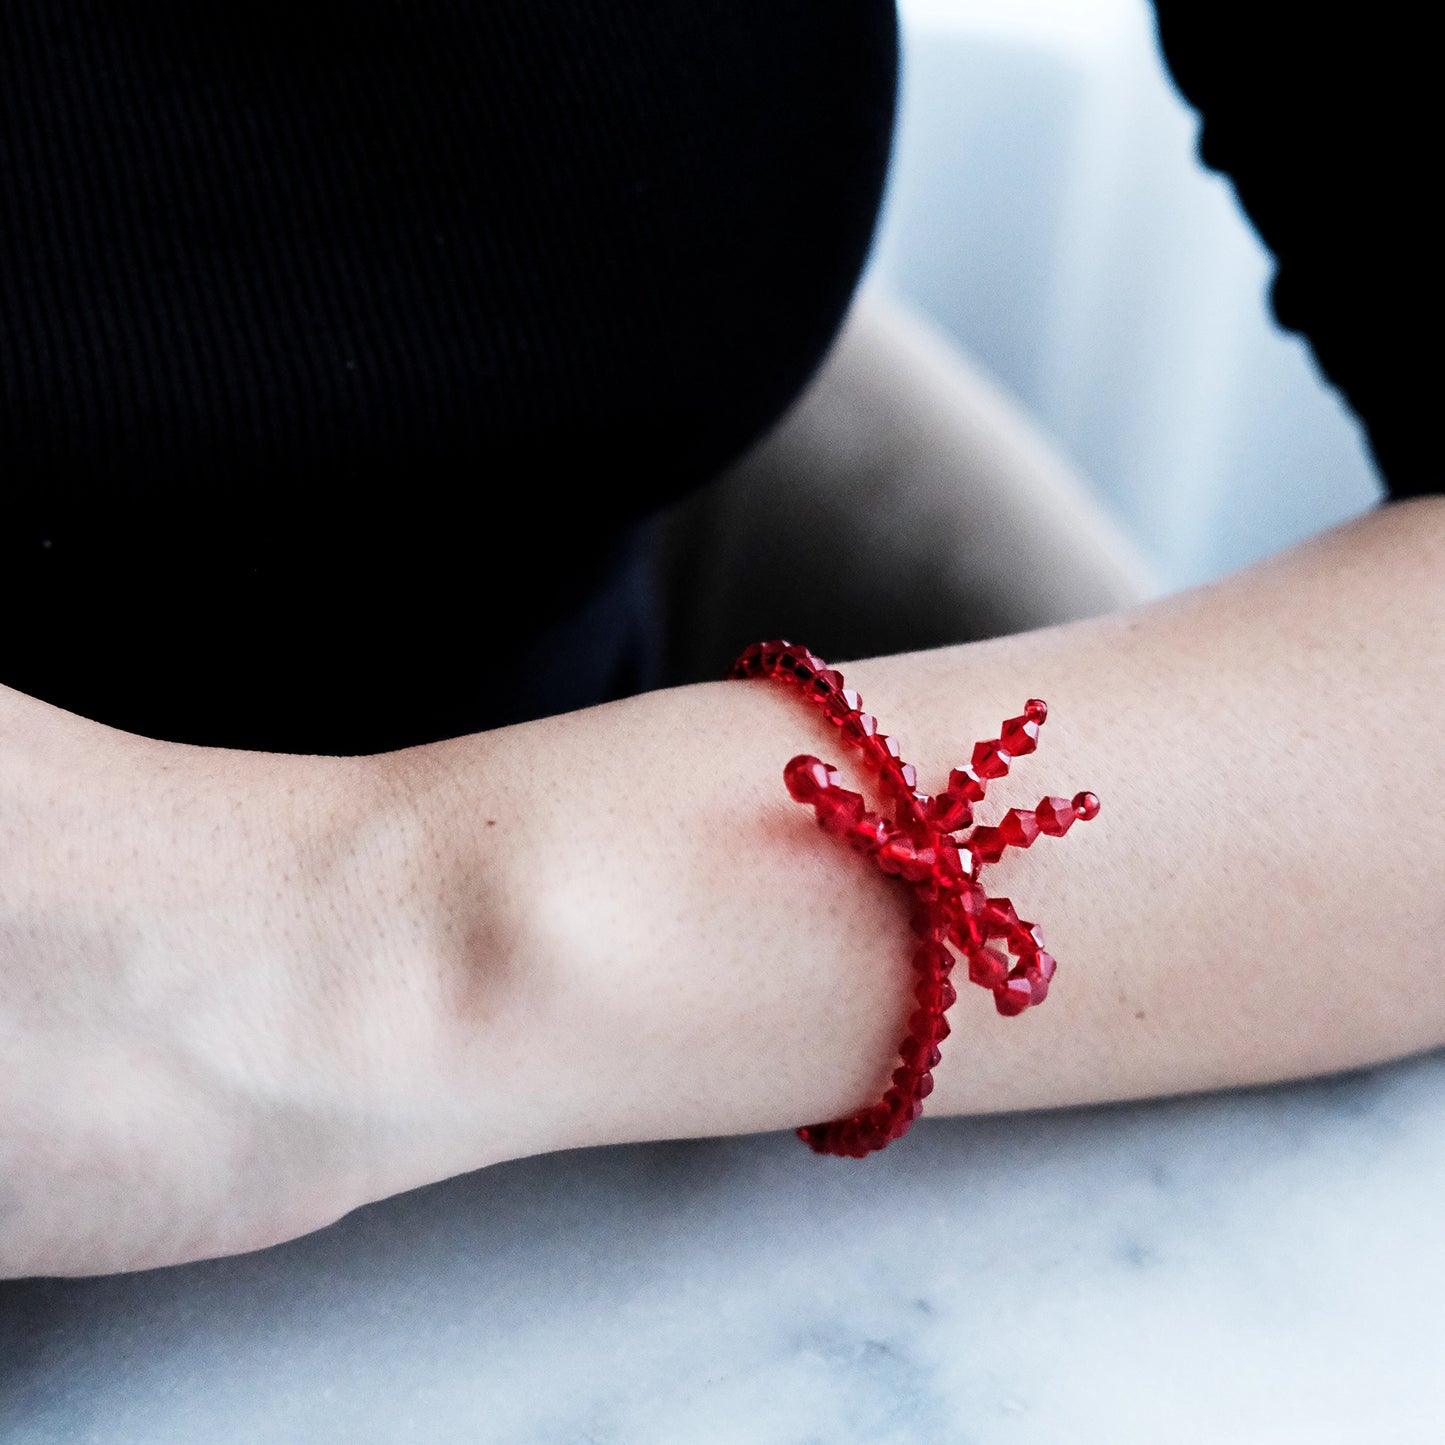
(1, 494), (1441, 1278)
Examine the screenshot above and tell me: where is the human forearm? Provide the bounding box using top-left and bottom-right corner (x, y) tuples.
(7, 498), (1439, 1278)
(374, 495), (1444, 1176)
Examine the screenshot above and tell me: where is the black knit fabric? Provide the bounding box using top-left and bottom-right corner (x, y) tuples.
(0, 3), (1433, 754)
(0, 1), (897, 751)
(1153, 2), (1435, 501)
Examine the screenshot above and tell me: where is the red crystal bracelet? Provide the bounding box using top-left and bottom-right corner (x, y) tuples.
(729, 640), (1099, 1158)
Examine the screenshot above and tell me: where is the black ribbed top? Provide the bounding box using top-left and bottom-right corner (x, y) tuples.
(0, 1), (897, 750)
(0, 3), (1433, 753)
(1154, 1), (1434, 499)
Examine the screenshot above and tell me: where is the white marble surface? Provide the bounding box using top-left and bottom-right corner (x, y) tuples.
(5, 1050), (1445, 1443)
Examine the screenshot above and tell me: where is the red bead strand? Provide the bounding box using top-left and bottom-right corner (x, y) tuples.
(730, 643), (1099, 1156)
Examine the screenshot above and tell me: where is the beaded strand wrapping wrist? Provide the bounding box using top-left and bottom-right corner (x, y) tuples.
(729, 640), (1099, 1158)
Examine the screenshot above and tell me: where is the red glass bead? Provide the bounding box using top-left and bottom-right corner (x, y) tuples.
(1000, 808), (1041, 848)
(892, 1064), (920, 1092)
(909, 1010), (943, 1042)
(1072, 791), (1101, 821)
(779, 645), (820, 683)
(968, 946), (1010, 988)
(952, 881), (988, 947)
(759, 640), (789, 673)
(783, 755), (836, 802)
(810, 668), (845, 700)
(915, 976), (957, 1011)
(983, 897), (1019, 935)
(730, 641), (764, 678)
(862, 733), (903, 773)
(825, 687), (863, 723)
(879, 761), (919, 798)
(930, 789), (974, 832)
(912, 940), (951, 975)
(898, 1035), (926, 1069)
(1000, 715), (1041, 757)
(972, 740), (1011, 779)
(841, 710), (879, 743)
(907, 897), (935, 937)
(1015, 919), (1046, 955)
(815, 789), (865, 835)
(1034, 796), (1076, 836)
(915, 1068), (935, 1099)
(848, 815), (893, 854)
(994, 977), (1033, 1015)
(925, 1044), (942, 1068)
(1017, 950), (1056, 1004)
(947, 765), (987, 802)
(879, 837), (935, 883)
(968, 826), (1007, 864)
(1024, 698), (1048, 724)
(798, 1124), (828, 1151)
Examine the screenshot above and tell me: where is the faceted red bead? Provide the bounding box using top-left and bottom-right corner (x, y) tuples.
(932, 838), (966, 887)
(848, 815), (893, 854)
(783, 755), (835, 802)
(797, 1124), (828, 1151)
(867, 1103), (894, 1134)
(925, 1044), (942, 1068)
(863, 733), (903, 772)
(972, 740), (1011, 779)
(892, 1064), (921, 1092)
(1034, 796), (1076, 836)
(968, 826), (1007, 864)
(952, 881), (989, 947)
(825, 687), (863, 723)
(730, 641), (764, 678)
(911, 1008), (949, 1042)
(1000, 808), (1041, 848)
(759, 640), (789, 673)
(947, 765), (988, 802)
(882, 1086), (908, 1117)
(879, 837), (935, 883)
(785, 646), (825, 681)
(879, 761), (919, 798)
(810, 668), (845, 699)
(815, 789), (865, 835)
(907, 897), (935, 937)
(1000, 715), (1041, 757)
(776, 645), (813, 682)
(912, 940), (951, 975)
(1072, 791), (1101, 821)
(930, 789), (974, 832)
(915, 976), (957, 1011)
(1024, 698), (1048, 725)
(915, 1068), (935, 1099)
(1015, 920), (1046, 955)
(841, 711), (879, 743)
(898, 1035), (926, 1069)
(994, 977), (1033, 1015)
(983, 897), (1019, 935)
(968, 946), (1010, 988)
(1018, 951), (1056, 1004)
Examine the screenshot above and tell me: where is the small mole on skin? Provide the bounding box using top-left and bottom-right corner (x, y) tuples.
(486, 819), (497, 827)
(1134, 1011), (1146, 1020)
